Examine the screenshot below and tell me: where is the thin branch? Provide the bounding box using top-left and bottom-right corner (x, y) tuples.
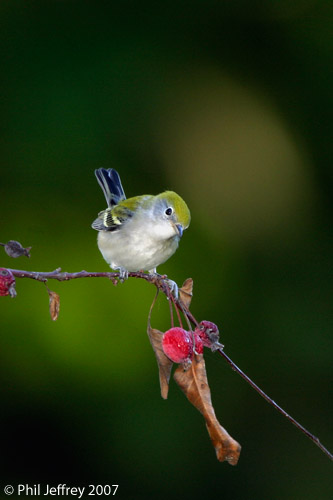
(6, 267), (333, 461)
(217, 349), (333, 461)
(9, 268), (143, 284)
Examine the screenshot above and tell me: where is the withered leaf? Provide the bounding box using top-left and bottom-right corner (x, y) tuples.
(48, 291), (60, 321)
(0, 240), (31, 258)
(147, 325), (173, 399)
(147, 289), (173, 399)
(179, 278), (193, 309)
(174, 354), (241, 465)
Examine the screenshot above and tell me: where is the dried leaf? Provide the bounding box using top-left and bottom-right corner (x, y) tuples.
(147, 289), (173, 398)
(0, 240), (31, 258)
(174, 355), (241, 465)
(48, 291), (60, 321)
(147, 325), (173, 399)
(179, 278), (193, 309)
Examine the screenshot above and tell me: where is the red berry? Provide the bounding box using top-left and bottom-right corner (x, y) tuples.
(0, 268), (16, 297)
(193, 332), (204, 354)
(195, 320), (220, 349)
(162, 327), (193, 363)
(162, 328), (205, 363)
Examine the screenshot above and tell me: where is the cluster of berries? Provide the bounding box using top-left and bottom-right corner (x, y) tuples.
(162, 321), (222, 364)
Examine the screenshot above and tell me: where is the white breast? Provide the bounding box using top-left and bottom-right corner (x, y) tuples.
(97, 217), (179, 272)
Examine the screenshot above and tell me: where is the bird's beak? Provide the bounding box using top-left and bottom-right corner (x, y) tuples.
(175, 224), (183, 238)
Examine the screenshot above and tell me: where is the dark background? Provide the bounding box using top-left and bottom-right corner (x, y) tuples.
(0, 1), (332, 499)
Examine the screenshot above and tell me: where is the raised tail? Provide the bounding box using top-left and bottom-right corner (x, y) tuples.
(95, 168), (126, 207)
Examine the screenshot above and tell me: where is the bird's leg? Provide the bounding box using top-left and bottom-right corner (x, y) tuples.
(117, 267), (129, 282)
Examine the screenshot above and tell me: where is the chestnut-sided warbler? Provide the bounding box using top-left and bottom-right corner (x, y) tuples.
(92, 168), (191, 279)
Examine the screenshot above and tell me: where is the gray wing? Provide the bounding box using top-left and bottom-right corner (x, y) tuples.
(91, 205), (134, 232)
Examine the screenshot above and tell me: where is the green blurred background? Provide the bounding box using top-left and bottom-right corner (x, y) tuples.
(0, 1), (332, 499)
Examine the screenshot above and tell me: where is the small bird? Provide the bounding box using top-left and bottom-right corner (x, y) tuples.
(92, 168), (191, 279)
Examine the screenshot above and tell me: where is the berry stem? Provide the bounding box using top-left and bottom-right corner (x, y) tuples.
(172, 294), (183, 329)
(167, 290), (175, 329)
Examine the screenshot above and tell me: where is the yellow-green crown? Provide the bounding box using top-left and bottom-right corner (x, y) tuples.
(158, 191), (191, 228)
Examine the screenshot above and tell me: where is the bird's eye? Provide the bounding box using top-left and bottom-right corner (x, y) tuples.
(165, 207), (173, 216)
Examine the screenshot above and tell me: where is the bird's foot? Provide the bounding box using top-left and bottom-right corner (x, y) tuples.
(164, 278), (179, 299)
(117, 267), (129, 283)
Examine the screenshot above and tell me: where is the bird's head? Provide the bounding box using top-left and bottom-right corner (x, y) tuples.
(153, 191), (191, 239)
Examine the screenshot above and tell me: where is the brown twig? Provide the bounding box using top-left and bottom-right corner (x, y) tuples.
(6, 267), (333, 461)
(217, 349), (333, 461)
